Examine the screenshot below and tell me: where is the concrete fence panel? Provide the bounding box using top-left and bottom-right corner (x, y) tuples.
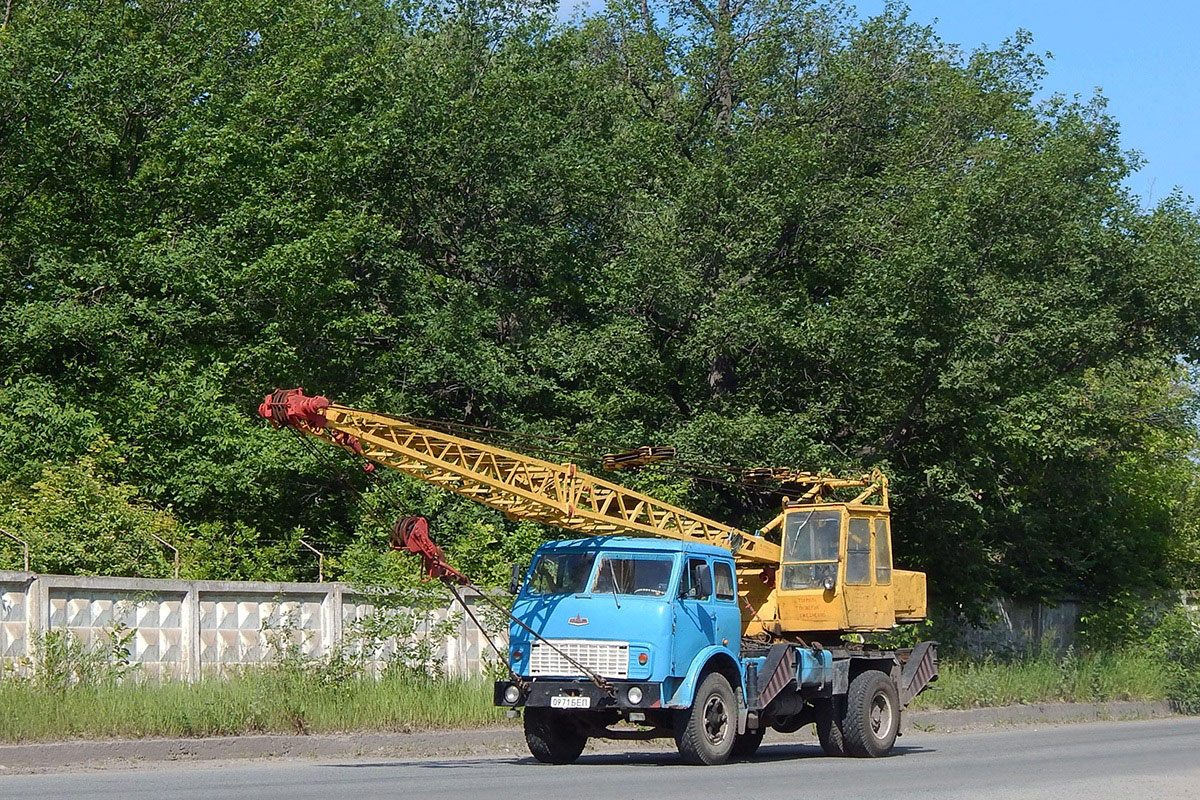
(0, 571), (499, 680)
(0, 574), (30, 668)
(948, 596), (1083, 657)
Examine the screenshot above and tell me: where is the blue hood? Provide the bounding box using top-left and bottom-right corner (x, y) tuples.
(511, 592), (672, 640)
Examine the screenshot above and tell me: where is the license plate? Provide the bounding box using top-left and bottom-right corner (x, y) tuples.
(550, 695), (591, 709)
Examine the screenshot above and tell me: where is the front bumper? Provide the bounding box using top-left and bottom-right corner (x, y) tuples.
(494, 679), (663, 710)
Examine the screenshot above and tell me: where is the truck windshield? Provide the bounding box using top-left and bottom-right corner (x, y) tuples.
(781, 509), (842, 590)
(526, 552), (597, 595)
(590, 555), (674, 597)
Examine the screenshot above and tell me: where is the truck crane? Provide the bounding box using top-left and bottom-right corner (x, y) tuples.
(260, 388), (938, 765)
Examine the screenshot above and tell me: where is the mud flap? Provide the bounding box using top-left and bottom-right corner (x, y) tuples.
(899, 641), (938, 706)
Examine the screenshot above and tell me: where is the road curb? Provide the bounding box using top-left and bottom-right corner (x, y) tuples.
(0, 700), (1178, 773)
(905, 699), (1175, 731)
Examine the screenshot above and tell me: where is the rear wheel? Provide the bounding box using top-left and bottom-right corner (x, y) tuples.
(814, 697), (847, 757)
(675, 672), (737, 765)
(841, 670), (900, 757)
(524, 708), (588, 764)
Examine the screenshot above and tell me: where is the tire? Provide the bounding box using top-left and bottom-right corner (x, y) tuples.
(524, 708), (588, 764)
(731, 726), (766, 760)
(813, 697), (847, 757)
(675, 672), (737, 765)
(841, 670), (900, 757)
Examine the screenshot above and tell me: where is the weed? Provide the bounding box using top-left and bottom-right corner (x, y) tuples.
(909, 648), (1169, 710)
(1148, 606), (1200, 713)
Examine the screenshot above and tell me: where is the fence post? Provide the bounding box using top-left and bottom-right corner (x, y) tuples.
(299, 539), (324, 582)
(322, 583), (343, 656)
(148, 533), (179, 579)
(180, 583), (201, 681)
(0, 529), (29, 572)
(25, 574), (47, 668)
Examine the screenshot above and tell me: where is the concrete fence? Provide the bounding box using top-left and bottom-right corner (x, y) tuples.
(8, 570), (1185, 679)
(0, 570), (502, 680)
(948, 597), (1083, 657)
(1183, 590), (1200, 613)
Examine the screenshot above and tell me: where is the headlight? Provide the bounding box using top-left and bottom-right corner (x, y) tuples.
(626, 686), (643, 705)
(503, 685), (521, 704)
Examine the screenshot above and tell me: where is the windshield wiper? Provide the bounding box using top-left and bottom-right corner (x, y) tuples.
(606, 559), (622, 609)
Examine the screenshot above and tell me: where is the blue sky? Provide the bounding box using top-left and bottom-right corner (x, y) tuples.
(563, 1), (1199, 207)
(855, 1), (1199, 207)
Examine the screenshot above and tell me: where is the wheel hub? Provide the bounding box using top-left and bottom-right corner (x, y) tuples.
(870, 692), (894, 740)
(703, 695), (729, 745)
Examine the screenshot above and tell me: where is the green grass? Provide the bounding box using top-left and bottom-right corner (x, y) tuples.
(0, 649), (1175, 743)
(0, 673), (509, 743)
(910, 649), (1170, 710)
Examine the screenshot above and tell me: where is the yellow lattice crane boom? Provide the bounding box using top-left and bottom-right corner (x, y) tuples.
(259, 388), (926, 638)
(258, 389), (780, 563)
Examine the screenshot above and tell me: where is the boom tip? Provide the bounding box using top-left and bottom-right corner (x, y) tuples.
(258, 388), (330, 429)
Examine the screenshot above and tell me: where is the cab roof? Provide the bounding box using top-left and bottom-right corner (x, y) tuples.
(535, 536), (732, 559)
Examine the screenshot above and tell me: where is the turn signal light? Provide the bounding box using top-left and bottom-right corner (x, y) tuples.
(512, 649), (524, 661)
(637, 652), (648, 665)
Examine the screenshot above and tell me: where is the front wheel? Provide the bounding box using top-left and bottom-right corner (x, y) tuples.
(731, 726), (766, 760)
(524, 708), (588, 764)
(675, 672), (737, 765)
(841, 670), (900, 757)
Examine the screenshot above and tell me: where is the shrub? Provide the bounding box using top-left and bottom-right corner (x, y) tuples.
(1149, 606), (1200, 714)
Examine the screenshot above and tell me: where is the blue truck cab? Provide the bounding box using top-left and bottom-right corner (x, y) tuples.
(494, 536), (939, 765)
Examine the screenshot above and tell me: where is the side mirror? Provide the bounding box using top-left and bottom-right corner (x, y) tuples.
(697, 567), (714, 599)
(509, 562), (525, 595)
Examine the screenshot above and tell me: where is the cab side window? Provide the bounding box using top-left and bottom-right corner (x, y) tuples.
(713, 561), (735, 601)
(683, 558), (712, 600)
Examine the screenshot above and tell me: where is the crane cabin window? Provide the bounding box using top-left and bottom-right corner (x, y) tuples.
(591, 554), (675, 597)
(527, 552), (597, 595)
(846, 517), (871, 585)
(874, 517), (892, 584)
(781, 509), (842, 590)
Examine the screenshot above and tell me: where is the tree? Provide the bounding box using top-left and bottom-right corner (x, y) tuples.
(0, 440), (176, 576)
(0, 0), (1196, 612)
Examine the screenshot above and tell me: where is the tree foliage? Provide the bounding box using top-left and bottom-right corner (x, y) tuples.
(1, 0), (1197, 612)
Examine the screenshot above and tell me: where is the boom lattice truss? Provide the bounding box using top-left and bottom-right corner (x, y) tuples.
(259, 389), (781, 564)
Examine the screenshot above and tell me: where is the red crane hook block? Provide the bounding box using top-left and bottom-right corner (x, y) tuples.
(390, 516), (469, 585)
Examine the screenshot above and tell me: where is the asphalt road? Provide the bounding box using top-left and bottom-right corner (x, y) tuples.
(2, 717), (1199, 800)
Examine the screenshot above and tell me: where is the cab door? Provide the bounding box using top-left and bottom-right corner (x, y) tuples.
(671, 557), (717, 675)
(873, 516), (896, 628)
(843, 515), (877, 628)
(710, 559), (741, 651)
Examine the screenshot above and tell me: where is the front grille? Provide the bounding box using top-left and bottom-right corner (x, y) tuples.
(529, 639), (629, 678)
